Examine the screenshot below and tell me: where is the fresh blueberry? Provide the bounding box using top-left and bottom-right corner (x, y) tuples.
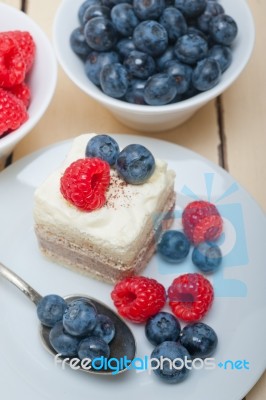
(84, 17), (118, 51)
(174, 33), (209, 65)
(208, 44), (232, 72)
(116, 38), (136, 58)
(102, 0), (132, 6)
(124, 50), (156, 79)
(144, 73), (178, 105)
(37, 294), (67, 327)
(78, 336), (110, 366)
(180, 322), (218, 358)
(78, 0), (101, 24)
(85, 134), (119, 165)
(159, 7), (187, 43)
(181, 83), (200, 100)
(157, 230), (190, 263)
(197, 1), (224, 33)
(49, 322), (80, 357)
(133, 20), (168, 57)
(133, 0), (165, 20)
(116, 144), (155, 184)
(100, 62), (129, 98)
(70, 27), (92, 60)
(111, 4), (139, 37)
(82, 5), (111, 25)
(85, 51), (120, 86)
(151, 341), (191, 383)
(209, 14), (238, 46)
(91, 314), (116, 343)
(165, 61), (193, 94)
(156, 46), (176, 71)
(192, 57), (221, 90)
(125, 78), (147, 104)
(145, 312), (181, 345)
(192, 242), (222, 273)
(174, 0), (207, 18)
(63, 299), (97, 337)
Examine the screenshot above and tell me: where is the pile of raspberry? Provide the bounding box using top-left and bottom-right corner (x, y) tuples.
(0, 30), (36, 137)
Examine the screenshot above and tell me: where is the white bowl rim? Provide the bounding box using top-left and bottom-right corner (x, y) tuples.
(0, 3), (58, 153)
(53, 0), (255, 115)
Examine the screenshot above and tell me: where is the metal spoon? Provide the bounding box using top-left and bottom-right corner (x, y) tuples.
(0, 262), (136, 375)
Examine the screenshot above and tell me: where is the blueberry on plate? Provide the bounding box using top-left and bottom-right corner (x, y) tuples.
(157, 230), (190, 263)
(116, 144), (155, 184)
(78, 0), (101, 24)
(78, 336), (110, 367)
(144, 73), (178, 105)
(125, 78), (147, 105)
(174, 0), (207, 18)
(124, 50), (156, 79)
(70, 27), (92, 60)
(192, 241), (222, 273)
(100, 62), (129, 98)
(151, 341), (191, 383)
(63, 299), (97, 337)
(85, 51), (120, 86)
(49, 321), (80, 357)
(84, 17), (118, 52)
(37, 294), (67, 327)
(192, 57), (221, 91)
(91, 314), (116, 344)
(197, 1), (224, 33)
(133, 20), (168, 57)
(111, 3), (139, 37)
(174, 33), (209, 65)
(133, 0), (165, 21)
(85, 134), (119, 166)
(159, 7), (187, 43)
(208, 44), (232, 72)
(83, 5), (111, 25)
(145, 312), (181, 345)
(165, 60), (193, 94)
(116, 38), (136, 58)
(179, 322), (218, 358)
(209, 14), (238, 46)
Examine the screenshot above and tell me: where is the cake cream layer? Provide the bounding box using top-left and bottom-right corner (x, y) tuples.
(34, 134), (176, 263)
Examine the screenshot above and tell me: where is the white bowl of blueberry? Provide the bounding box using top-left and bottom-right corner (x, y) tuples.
(53, 0), (255, 132)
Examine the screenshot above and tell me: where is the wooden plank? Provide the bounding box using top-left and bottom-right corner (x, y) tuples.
(246, 373), (266, 400)
(13, 0), (219, 165)
(222, 0), (266, 212)
(1, 0), (21, 9)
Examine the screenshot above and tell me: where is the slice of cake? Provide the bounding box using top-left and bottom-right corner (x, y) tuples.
(33, 134), (176, 284)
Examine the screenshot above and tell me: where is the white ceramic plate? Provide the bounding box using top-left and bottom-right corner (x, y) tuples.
(0, 135), (265, 400)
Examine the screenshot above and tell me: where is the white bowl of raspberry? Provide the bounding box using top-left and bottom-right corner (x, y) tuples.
(53, 0), (254, 132)
(0, 3), (57, 169)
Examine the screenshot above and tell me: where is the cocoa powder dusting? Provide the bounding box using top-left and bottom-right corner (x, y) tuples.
(105, 172), (136, 209)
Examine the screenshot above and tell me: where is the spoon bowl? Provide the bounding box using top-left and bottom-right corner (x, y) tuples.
(0, 262), (136, 376)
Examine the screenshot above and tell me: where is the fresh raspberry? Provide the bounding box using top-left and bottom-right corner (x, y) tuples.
(111, 276), (166, 323)
(0, 88), (28, 136)
(8, 31), (36, 73)
(182, 200), (223, 244)
(60, 158), (110, 211)
(0, 33), (26, 88)
(168, 273), (214, 322)
(8, 82), (31, 108)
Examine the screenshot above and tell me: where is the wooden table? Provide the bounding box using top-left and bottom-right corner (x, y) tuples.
(2, 0), (266, 398)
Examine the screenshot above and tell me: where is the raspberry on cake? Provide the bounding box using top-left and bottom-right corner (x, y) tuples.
(33, 134), (176, 284)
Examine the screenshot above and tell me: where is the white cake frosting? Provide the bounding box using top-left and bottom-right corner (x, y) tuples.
(34, 134), (176, 256)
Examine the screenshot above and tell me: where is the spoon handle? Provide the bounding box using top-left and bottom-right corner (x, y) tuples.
(0, 262), (42, 306)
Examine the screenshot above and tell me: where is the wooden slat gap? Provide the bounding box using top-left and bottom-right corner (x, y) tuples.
(216, 95), (229, 171)
(21, 0), (28, 12)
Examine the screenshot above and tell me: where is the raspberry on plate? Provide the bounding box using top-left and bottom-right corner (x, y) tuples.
(8, 82), (31, 108)
(168, 273), (214, 322)
(0, 88), (28, 136)
(8, 30), (36, 73)
(111, 276), (166, 323)
(182, 200), (223, 244)
(60, 157), (110, 211)
(0, 32), (26, 88)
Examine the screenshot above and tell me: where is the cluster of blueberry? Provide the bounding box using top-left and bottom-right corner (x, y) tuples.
(158, 199), (223, 273)
(37, 296), (115, 365)
(70, 0), (238, 105)
(86, 134), (155, 184)
(145, 312), (218, 383)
